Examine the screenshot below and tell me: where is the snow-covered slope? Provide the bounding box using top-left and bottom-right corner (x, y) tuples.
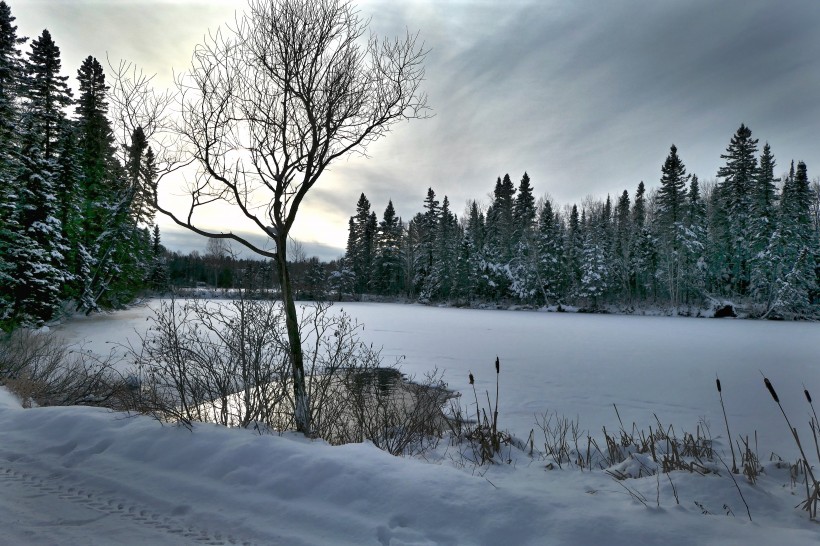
(5, 301), (816, 544)
(1, 385), (818, 545)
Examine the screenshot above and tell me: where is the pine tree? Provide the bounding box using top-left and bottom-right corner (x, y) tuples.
(681, 175), (706, 303)
(74, 56), (147, 311)
(11, 137), (67, 324)
(716, 124), (758, 296)
(507, 173), (539, 302)
(564, 204), (583, 297)
(657, 145), (689, 231)
(488, 173), (515, 260)
(460, 200), (485, 300)
(773, 161), (816, 314)
(748, 143), (780, 305)
(655, 145), (689, 306)
(630, 181), (657, 301)
(0, 1), (25, 325)
(403, 212), (423, 299)
(431, 195), (459, 300)
(613, 190), (631, 298)
(513, 172), (535, 241)
(579, 219), (608, 308)
(24, 30), (71, 160)
(535, 199), (564, 304)
(148, 224), (168, 291)
(347, 192), (374, 294)
(372, 200), (403, 295)
(10, 29), (74, 324)
(414, 188), (439, 300)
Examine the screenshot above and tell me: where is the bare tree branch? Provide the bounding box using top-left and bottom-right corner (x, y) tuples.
(128, 0), (428, 434)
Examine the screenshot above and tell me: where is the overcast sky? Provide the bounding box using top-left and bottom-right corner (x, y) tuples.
(14, 0), (820, 260)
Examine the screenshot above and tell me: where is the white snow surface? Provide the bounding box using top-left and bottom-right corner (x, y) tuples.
(0, 301), (817, 544)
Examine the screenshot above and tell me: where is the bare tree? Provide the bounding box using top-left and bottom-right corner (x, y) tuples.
(205, 237), (232, 261)
(152, 0), (428, 433)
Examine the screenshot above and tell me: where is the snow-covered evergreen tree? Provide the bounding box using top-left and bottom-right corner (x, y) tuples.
(716, 124), (758, 296)
(347, 193), (375, 294)
(535, 198), (564, 304)
(372, 200), (404, 295)
(0, 1), (25, 325)
(655, 144), (689, 306)
(771, 161), (816, 315)
(431, 195), (459, 300)
(9, 29), (73, 324)
(564, 204), (583, 297)
(414, 188), (439, 300)
(612, 190), (631, 299)
(681, 175), (706, 304)
(578, 216), (608, 308)
(748, 143), (780, 306)
(630, 182), (657, 301)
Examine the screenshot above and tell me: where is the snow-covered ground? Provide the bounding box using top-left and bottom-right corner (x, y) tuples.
(2, 301), (817, 544)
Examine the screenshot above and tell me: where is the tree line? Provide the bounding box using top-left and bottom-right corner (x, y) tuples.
(0, 2), (163, 329)
(342, 124), (820, 318)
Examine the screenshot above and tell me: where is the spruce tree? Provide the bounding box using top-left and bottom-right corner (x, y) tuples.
(657, 145), (689, 231)
(348, 192), (374, 294)
(630, 181), (657, 301)
(11, 29), (73, 324)
(564, 204), (582, 297)
(11, 137), (66, 324)
(414, 188), (439, 299)
(778, 161), (816, 312)
(535, 199), (564, 303)
(24, 30), (71, 160)
(0, 1), (25, 325)
(508, 173), (538, 302)
(579, 219), (607, 308)
(372, 200), (403, 295)
(513, 172), (536, 240)
(431, 195), (459, 300)
(681, 175), (706, 303)
(655, 144), (689, 305)
(74, 56), (143, 311)
(749, 143), (780, 304)
(463, 200), (485, 300)
(53, 120), (82, 300)
(716, 124), (758, 296)
(613, 190), (631, 298)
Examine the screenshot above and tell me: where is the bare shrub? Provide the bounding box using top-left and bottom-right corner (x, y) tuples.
(334, 368), (452, 456)
(130, 296), (451, 455)
(0, 329), (126, 408)
(130, 294), (291, 428)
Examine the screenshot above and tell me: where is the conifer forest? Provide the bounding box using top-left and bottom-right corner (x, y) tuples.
(0, 2), (165, 329)
(341, 129), (820, 319)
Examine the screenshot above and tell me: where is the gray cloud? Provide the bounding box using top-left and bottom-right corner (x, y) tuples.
(160, 224), (344, 262)
(15, 0), (820, 257)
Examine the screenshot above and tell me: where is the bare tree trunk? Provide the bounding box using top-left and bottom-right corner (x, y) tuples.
(274, 235), (310, 434)
(125, 0), (428, 437)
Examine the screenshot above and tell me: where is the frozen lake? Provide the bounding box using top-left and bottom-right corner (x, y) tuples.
(56, 300), (820, 460)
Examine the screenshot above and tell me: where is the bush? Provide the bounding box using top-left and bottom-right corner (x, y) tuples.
(0, 329), (127, 408)
(130, 294), (452, 455)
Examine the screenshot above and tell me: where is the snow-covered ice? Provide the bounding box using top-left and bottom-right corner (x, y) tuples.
(1, 301), (816, 544)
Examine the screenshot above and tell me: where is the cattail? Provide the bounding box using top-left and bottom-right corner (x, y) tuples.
(764, 377), (779, 403)
(716, 378), (722, 393)
(495, 356), (500, 374)
(469, 372), (474, 385)
(805, 389), (812, 404)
